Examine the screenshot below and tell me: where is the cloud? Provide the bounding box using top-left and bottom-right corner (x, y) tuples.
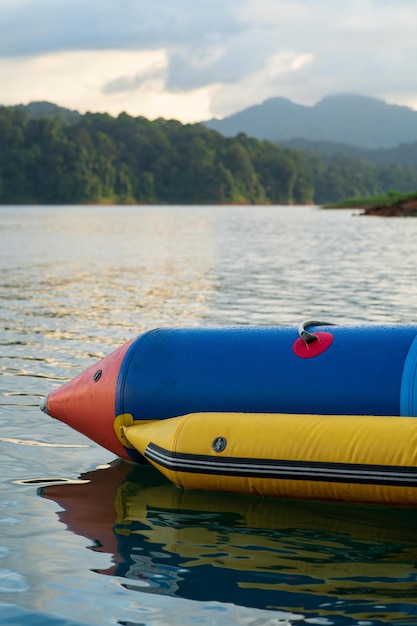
(1, 0), (417, 122)
(210, 52), (313, 117)
(0, 49), (216, 122)
(226, 0), (417, 114)
(101, 55), (167, 95)
(0, 0), (244, 56)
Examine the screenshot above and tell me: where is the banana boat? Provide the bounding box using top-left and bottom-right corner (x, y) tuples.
(40, 321), (417, 504)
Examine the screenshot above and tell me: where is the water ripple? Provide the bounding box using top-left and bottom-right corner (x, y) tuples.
(0, 570), (28, 593)
(0, 437), (88, 448)
(2, 205), (417, 626)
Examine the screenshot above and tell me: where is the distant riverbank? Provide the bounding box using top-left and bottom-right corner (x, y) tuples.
(324, 189), (417, 216)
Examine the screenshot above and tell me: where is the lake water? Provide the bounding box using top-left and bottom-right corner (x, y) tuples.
(1, 204), (417, 626)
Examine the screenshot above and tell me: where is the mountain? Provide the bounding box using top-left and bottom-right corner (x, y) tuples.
(203, 94), (417, 150)
(3, 101), (81, 125)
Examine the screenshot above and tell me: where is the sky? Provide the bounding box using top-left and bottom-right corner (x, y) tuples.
(1, 0), (417, 123)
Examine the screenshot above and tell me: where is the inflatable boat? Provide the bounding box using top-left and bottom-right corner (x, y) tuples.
(40, 321), (417, 504)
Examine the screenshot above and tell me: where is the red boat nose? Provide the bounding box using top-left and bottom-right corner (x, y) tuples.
(41, 340), (134, 461)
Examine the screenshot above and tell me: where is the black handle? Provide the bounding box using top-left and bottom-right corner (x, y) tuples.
(298, 320), (335, 345)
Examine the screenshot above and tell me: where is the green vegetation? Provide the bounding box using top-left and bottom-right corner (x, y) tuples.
(325, 189), (417, 210)
(1, 105), (417, 205)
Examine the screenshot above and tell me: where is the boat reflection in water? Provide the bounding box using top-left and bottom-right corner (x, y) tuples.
(39, 460), (417, 624)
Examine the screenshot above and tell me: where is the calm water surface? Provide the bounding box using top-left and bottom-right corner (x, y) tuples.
(1, 205), (417, 626)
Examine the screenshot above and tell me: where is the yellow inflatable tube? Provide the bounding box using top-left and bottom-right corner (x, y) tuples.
(123, 412), (417, 505)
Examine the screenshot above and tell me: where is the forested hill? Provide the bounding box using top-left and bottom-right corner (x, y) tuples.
(2, 105), (417, 206)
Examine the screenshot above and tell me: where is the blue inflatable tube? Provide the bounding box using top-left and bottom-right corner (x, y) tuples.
(116, 324), (417, 420)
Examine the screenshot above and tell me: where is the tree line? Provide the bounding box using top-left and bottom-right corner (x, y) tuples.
(1, 106), (417, 205)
